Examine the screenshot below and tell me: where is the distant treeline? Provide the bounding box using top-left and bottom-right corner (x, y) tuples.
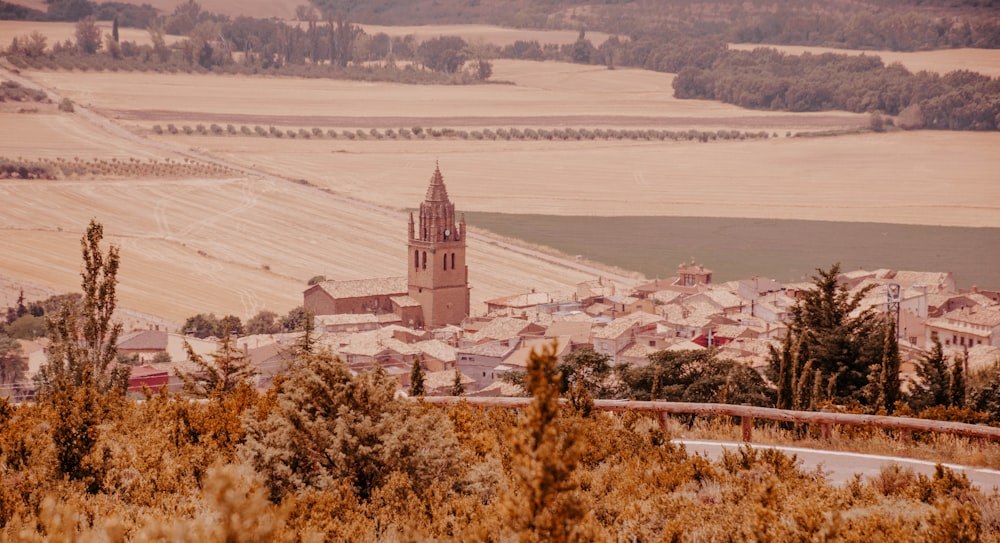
(495, 33), (1000, 131)
(0, 0), (159, 26)
(673, 48), (1000, 130)
(4, 1), (495, 84)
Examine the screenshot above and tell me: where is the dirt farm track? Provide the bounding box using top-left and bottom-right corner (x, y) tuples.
(1, 32), (999, 326)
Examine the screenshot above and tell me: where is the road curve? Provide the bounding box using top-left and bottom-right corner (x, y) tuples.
(676, 439), (1000, 491)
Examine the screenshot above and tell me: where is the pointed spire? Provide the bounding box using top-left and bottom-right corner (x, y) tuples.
(425, 162), (450, 203)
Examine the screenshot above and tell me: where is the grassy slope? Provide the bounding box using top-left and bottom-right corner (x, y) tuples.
(466, 213), (1000, 288)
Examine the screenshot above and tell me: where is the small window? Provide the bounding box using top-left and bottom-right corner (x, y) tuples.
(451, 253), (455, 270)
(444, 253), (447, 270)
(414, 250), (419, 269)
(422, 251), (426, 270)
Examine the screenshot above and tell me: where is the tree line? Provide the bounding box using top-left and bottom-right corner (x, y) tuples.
(494, 30), (999, 131)
(3, 1), (494, 83)
(672, 47), (1000, 131)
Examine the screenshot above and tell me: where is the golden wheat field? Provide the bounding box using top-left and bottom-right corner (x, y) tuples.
(1, 33), (999, 325)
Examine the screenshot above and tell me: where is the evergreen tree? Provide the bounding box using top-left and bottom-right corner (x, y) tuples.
(408, 356), (426, 397)
(177, 323), (257, 398)
(777, 263), (884, 408)
(950, 352), (967, 408)
(450, 369), (464, 396)
(909, 336), (950, 411)
(875, 317), (901, 414)
(770, 331), (794, 410)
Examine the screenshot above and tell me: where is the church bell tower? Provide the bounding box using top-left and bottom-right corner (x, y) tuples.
(408, 164), (470, 328)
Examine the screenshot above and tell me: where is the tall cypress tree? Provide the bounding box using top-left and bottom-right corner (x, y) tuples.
(950, 352), (967, 408)
(408, 356), (425, 397)
(909, 336), (951, 411)
(876, 317), (901, 414)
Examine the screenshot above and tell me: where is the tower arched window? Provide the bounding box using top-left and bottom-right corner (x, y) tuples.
(443, 253), (448, 271)
(422, 251), (426, 270)
(414, 250), (419, 269)
(451, 253), (455, 270)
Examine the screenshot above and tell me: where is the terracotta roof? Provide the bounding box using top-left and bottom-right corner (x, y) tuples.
(424, 369), (474, 392)
(966, 344), (1000, 373)
(634, 278), (679, 293)
(460, 340), (516, 358)
(469, 317), (538, 343)
(390, 295), (423, 308)
(545, 320), (592, 344)
(318, 313), (380, 326)
(696, 289), (745, 309)
(485, 291), (552, 308)
(118, 329), (168, 351)
(501, 337), (571, 369)
(885, 270), (954, 290)
(469, 379), (523, 397)
(414, 339), (457, 363)
(938, 306), (1000, 328)
(315, 277), (407, 299)
(651, 290), (684, 305)
(667, 340), (705, 351)
(593, 312), (663, 340)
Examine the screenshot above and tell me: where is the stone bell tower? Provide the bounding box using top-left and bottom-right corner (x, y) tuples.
(407, 164), (470, 328)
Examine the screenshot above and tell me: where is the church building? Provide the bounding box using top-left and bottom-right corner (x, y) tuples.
(303, 164), (470, 329)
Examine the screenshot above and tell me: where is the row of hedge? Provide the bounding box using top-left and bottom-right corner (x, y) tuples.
(151, 124), (777, 142)
(0, 156), (238, 179)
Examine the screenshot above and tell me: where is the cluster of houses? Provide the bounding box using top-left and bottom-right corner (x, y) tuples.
(12, 260), (994, 400)
(6, 167), (1000, 399)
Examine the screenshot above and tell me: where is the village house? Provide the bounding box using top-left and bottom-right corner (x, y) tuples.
(685, 288), (745, 317)
(925, 305), (1000, 349)
(117, 329), (168, 363)
(576, 277), (620, 304)
(592, 312), (664, 364)
(485, 291), (552, 314)
(461, 316), (545, 347)
(606, 294), (656, 317)
(456, 339), (519, 390)
(498, 337), (572, 374)
(421, 369), (475, 396)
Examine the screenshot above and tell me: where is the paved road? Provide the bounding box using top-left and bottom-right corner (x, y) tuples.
(676, 439), (1000, 491)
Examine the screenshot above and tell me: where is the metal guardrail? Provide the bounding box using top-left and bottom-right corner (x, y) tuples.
(420, 396), (1000, 443)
